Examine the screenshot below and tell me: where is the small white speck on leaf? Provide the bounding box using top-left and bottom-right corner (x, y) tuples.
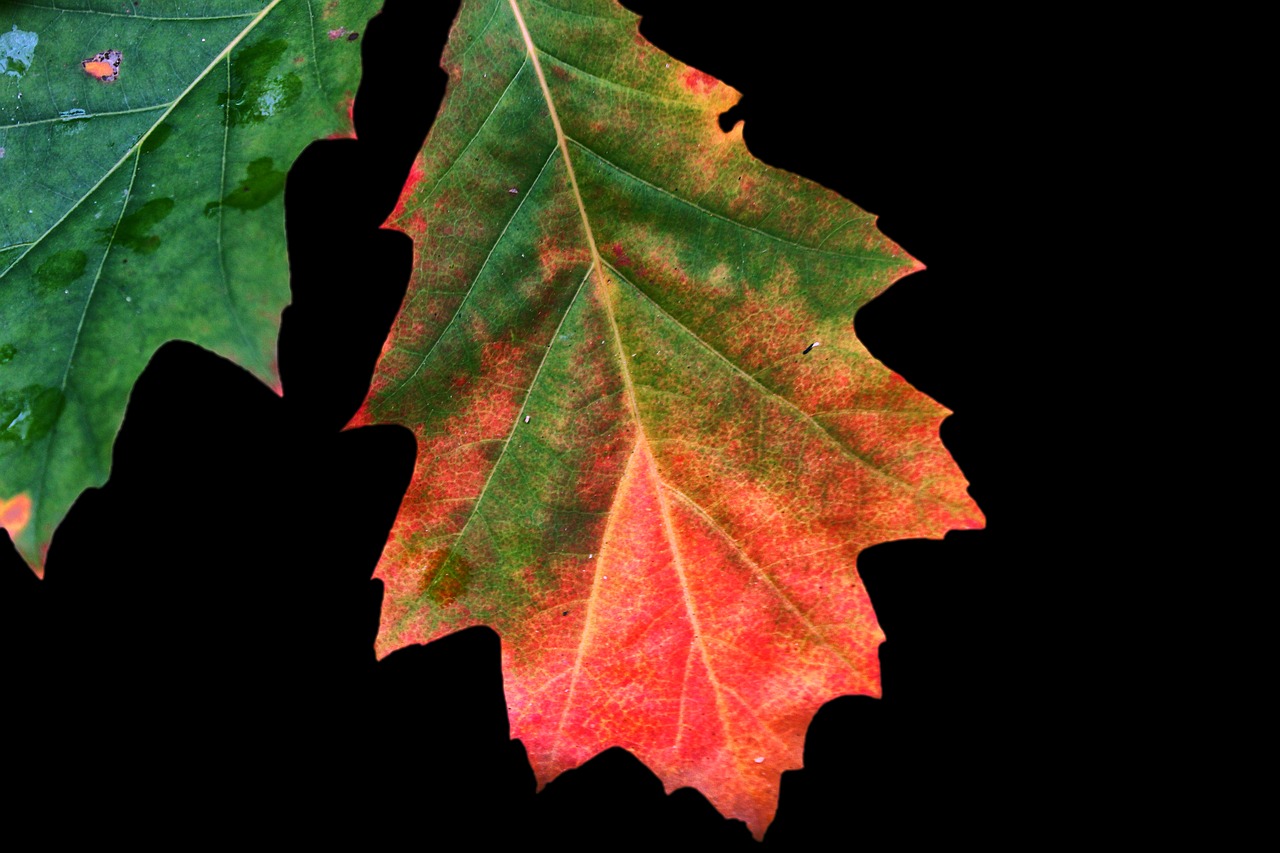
(754, 756), (764, 764)
(508, 187), (518, 194)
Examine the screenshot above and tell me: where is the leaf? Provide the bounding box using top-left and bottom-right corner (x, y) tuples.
(353, 0), (985, 837)
(0, 0), (380, 570)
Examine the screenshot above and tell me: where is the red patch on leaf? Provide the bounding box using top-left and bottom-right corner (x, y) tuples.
(681, 68), (717, 94)
(326, 95), (358, 140)
(388, 156), (428, 225)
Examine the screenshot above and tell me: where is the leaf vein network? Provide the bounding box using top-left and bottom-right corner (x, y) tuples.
(603, 261), (936, 498)
(30, 147), (143, 540)
(566, 138), (897, 263)
(382, 142), (559, 404)
(402, 57), (532, 218)
(660, 484), (869, 680)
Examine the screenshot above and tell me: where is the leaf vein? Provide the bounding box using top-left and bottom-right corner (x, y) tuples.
(535, 48), (692, 108)
(662, 484), (872, 681)
(9, 2), (260, 21)
(1, 103), (171, 130)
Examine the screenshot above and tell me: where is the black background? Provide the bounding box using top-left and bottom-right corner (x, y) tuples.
(3, 1), (1072, 846)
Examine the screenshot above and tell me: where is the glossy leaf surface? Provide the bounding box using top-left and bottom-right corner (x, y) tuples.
(355, 0), (984, 836)
(0, 0), (378, 569)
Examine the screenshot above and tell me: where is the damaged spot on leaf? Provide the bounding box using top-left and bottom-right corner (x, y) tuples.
(81, 49), (122, 82)
(0, 26), (38, 79)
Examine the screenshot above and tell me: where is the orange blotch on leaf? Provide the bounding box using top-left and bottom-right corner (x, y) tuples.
(0, 493), (32, 537)
(81, 49), (121, 82)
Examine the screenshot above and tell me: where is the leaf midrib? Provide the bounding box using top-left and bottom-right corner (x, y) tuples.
(509, 0), (758, 762)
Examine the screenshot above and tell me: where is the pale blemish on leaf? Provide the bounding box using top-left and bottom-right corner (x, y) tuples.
(0, 26), (38, 79)
(219, 40), (302, 125)
(0, 385), (64, 444)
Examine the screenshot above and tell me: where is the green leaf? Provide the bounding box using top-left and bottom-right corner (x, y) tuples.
(0, 0), (380, 569)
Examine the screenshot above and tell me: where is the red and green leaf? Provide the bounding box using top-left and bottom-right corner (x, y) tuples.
(354, 0), (983, 836)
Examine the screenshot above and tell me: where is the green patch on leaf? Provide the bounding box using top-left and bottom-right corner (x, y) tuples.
(110, 198), (176, 254)
(205, 158), (287, 216)
(34, 250), (88, 294)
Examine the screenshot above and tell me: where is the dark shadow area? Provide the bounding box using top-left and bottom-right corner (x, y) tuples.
(3, 0), (1059, 847)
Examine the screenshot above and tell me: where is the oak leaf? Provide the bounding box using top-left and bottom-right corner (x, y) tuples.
(0, 0), (379, 569)
(353, 0), (984, 836)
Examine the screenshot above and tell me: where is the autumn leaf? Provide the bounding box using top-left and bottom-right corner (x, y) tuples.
(353, 0), (984, 837)
(0, 0), (379, 570)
